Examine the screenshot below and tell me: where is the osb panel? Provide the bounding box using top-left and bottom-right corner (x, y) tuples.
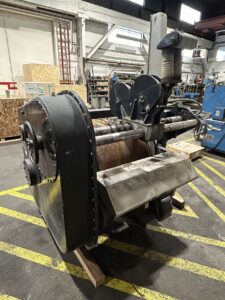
(0, 98), (26, 139)
(23, 64), (60, 83)
(54, 84), (87, 102)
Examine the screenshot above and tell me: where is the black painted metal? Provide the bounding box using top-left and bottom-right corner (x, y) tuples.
(89, 108), (113, 119)
(19, 91), (98, 253)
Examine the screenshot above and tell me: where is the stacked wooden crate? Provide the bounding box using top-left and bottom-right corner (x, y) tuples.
(0, 64), (87, 140)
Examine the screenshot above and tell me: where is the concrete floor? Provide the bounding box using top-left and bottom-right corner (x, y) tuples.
(1, 133), (225, 300)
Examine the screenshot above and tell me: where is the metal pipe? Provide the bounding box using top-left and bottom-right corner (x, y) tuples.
(96, 129), (144, 146)
(161, 116), (183, 123)
(94, 116), (183, 136)
(164, 119), (198, 132)
(94, 123), (132, 136)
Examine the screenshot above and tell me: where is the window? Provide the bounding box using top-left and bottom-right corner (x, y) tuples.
(108, 26), (142, 47)
(180, 3), (201, 25)
(128, 0), (144, 5)
(182, 49), (193, 58)
(216, 46), (225, 61)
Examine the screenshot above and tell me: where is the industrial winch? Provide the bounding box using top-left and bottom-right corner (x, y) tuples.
(19, 31), (198, 253)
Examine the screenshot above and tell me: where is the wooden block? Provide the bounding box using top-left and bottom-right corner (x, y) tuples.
(54, 84), (87, 102)
(74, 247), (106, 287)
(167, 141), (204, 160)
(0, 98), (27, 139)
(172, 191), (185, 209)
(23, 64), (60, 83)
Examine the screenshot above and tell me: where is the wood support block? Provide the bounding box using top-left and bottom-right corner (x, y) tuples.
(74, 247), (106, 287)
(172, 192), (185, 209)
(167, 141), (204, 160)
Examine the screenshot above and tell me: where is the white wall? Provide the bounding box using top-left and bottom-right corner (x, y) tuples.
(0, 10), (55, 96)
(0, 11), (54, 81)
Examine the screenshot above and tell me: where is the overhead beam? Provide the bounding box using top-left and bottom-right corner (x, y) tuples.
(116, 34), (148, 44)
(87, 24), (117, 59)
(4, 0), (150, 34)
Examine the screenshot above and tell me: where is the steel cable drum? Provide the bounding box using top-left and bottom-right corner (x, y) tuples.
(19, 91), (98, 253)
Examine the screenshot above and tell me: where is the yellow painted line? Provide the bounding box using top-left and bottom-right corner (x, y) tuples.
(147, 224), (225, 249)
(185, 205), (199, 218)
(172, 192), (198, 218)
(195, 167), (225, 198)
(98, 236), (225, 283)
(0, 206), (46, 228)
(189, 183), (225, 222)
(0, 295), (19, 300)
(0, 295), (20, 300)
(203, 155), (225, 168)
(0, 184), (29, 196)
(2, 199), (225, 250)
(0, 241), (175, 300)
(199, 160), (225, 181)
(2, 205), (225, 285)
(172, 205), (198, 218)
(7, 191), (34, 202)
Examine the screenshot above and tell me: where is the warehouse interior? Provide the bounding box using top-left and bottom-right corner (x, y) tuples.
(1, 0), (225, 299)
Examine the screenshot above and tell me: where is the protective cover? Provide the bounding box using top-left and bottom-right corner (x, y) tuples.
(19, 91), (98, 253)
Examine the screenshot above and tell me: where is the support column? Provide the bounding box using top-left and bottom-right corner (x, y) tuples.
(147, 12), (167, 78)
(77, 17), (86, 84)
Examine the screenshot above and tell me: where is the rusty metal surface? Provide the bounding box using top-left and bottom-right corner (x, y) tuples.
(96, 139), (150, 171)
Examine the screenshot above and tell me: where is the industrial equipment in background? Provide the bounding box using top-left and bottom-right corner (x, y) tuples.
(200, 84), (225, 153)
(18, 30), (199, 285)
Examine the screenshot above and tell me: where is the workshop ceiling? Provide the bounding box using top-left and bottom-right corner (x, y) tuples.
(83, 0), (225, 38)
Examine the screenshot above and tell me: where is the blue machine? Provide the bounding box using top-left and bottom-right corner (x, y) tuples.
(201, 85), (225, 153)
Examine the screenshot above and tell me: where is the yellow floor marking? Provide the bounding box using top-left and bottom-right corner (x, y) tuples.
(0, 241), (174, 300)
(203, 155), (225, 168)
(199, 160), (225, 181)
(0, 184), (28, 196)
(2, 205), (225, 284)
(0, 206), (46, 228)
(0, 295), (20, 300)
(172, 192), (198, 218)
(189, 183), (225, 223)
(194, 167), (225, 198)
(147, 224), (225, 249)
(172, 205), (198, 218)
(7, 191), (34, 202)
(98, 236), (225, 283)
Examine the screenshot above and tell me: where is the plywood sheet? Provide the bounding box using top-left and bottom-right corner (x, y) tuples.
(54, 84), (87, 102)
(0, 98), (27, 139)
(23, 64), (59, 83)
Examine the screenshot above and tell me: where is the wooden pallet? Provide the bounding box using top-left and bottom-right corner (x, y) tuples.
(167, 141), (204, 160)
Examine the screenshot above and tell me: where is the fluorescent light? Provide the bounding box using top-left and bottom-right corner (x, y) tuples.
(180, 3), (201, 25)
(129, 0), (144, 5)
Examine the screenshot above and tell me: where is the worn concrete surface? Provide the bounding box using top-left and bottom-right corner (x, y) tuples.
(0, 133), (225, 300)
